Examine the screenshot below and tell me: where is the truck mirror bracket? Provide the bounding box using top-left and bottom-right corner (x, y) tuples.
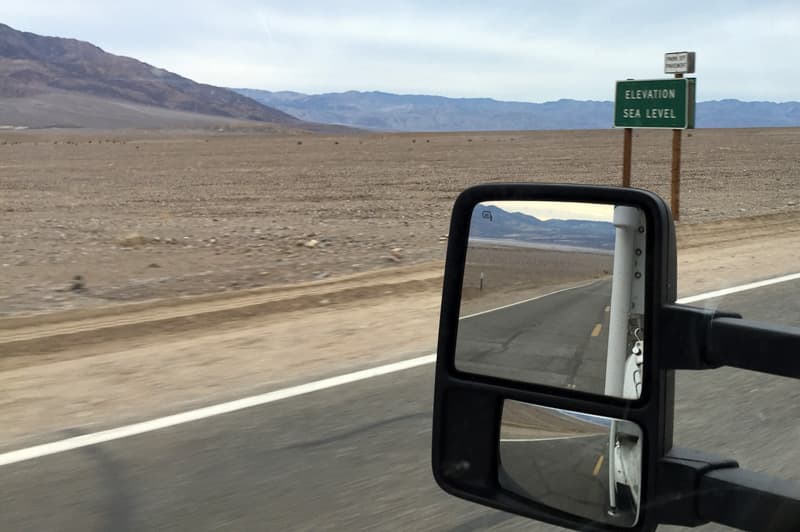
(654, 447), (739, 527)
(655, 447), (800, 531)
(661, 304), (741, 370)
(662, 304), (800, 379)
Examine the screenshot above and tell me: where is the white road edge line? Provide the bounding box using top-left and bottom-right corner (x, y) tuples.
(2, 271), (799, 467)
(461, 279), (601, 320)
(500, 434), (603, 443)
(0, 354), (435, 467)
(676, 272), (800, 304)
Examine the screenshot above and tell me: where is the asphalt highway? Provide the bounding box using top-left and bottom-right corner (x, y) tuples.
(456, 279), (612, 394)
(1, 279), (799, 531)
(499, 436), (617, 525)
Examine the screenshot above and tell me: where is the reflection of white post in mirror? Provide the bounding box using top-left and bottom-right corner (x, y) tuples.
(605, 206), (645, 398)
(605, 205), (646, 515)
(497, 401), (642, 527)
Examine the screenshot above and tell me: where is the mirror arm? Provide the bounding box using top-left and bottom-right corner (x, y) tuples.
(655, 448), (800, 531)
(696, 465), (800, 532)
(707, 317), (800, 379)
(654, 447), (739, 527)
(660, 305), (741, 370)
(662, 305), (800, 378)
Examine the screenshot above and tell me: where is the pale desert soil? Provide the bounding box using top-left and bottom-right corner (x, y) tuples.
(461, 245), (613, 315)
(1, 127), (798, 316)
(1, 128), (799, 446)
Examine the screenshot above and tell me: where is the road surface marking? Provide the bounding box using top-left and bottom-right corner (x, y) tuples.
(500, 434), (603, 443)
(591, 323), (603, 337)
(460, 279), (603, 320)
(0, 354), (435, 467)
(677, 272), (800, 304)
(1, 272), (798, 466)
(592, 454), (605, 476)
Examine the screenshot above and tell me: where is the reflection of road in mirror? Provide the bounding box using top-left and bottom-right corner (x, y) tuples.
(457, 200), (646, 399)
(459, 241), (613, 317)
(462, 201), (614, 319)
(498, 401), (641, 527)
(456, 278), (612, 394)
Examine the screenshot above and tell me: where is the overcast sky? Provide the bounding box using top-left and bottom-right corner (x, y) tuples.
(484, 202), (614, 222)
(5, 1), (799, 102)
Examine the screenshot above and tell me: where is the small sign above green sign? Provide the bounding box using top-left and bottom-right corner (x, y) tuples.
(614, 78), (696, 129)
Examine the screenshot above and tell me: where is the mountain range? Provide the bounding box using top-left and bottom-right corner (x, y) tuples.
(236, 89), (800, 132)
(469, 205), (615, 251)
(0, 23), (333, 130)
(2, 23), (798, 132)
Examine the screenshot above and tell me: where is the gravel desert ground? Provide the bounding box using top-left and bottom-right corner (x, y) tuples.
(1, 127), (799, 444)
(1, 127), (799, 316)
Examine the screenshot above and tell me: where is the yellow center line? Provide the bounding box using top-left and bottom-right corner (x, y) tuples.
(592, 454), (605, 476)
(591, 323), (603, 337)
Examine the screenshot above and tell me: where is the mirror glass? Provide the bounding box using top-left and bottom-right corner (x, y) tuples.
(455, 201), (646, 399)
(499, 400), (642, 527)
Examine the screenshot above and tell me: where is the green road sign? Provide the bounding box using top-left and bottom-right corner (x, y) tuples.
(614, 78), (696, 129)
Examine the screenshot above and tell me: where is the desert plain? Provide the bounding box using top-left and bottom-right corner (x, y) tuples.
(1, 126), (800, 445)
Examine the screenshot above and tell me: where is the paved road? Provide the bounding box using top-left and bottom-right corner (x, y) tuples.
(457, 280), (611, 393)
(1, 280), (799, 531)
(499, 436), (617, 524)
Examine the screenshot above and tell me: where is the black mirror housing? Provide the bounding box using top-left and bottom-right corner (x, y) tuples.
(432, 184), (678, 531)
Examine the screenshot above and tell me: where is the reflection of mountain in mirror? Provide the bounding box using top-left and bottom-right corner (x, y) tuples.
(470, 204), (615, 252)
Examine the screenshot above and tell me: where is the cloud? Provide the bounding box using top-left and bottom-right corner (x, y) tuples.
(3, 1), (799, 101)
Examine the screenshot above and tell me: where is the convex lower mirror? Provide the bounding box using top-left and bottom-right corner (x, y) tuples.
(499, 400), (643, 527)
(455, 201), (647, 399)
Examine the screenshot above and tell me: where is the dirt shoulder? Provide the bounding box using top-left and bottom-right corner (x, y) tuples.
(0, 262), (444, 370)
(676, 211), (800, 297)
(2, 213), (800, 447)
(2, 127), (800, 447)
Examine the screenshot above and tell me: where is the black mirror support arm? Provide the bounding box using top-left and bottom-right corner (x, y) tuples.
(658, 307), (800, 530)
(656, 448), (800, 531)
(655, 447), (738, 528)
(662, 304), (800, 379)
(706, 317), (800, 379)
(660, 304), (741, 370)
(698, 466), (800, 532)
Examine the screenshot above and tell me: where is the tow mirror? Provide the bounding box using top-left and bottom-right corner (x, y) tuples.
(432, 184), (800, 531)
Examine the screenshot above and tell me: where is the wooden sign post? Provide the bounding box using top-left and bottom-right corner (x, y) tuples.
(622, 128), (632, 188)
(613, 52), (696, 217)
(671, 73), (683, 220)
(664, 52), (696, 221)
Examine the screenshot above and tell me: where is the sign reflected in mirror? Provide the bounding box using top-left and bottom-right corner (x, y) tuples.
(455, 201), (646, 398)
(499, 400), (643, 527)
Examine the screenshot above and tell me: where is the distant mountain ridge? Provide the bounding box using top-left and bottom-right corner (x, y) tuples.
(469, 204), (615, 251)
(0, 23), (309, 129)
(236, 88), (800, 131)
